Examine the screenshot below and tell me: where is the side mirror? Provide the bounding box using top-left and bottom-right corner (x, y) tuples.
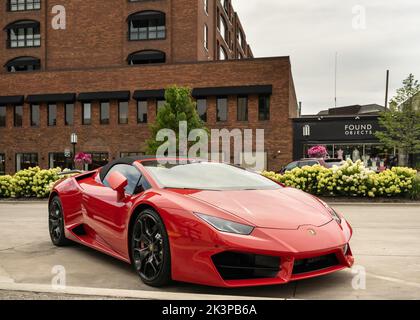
(107, 171), (128, 201)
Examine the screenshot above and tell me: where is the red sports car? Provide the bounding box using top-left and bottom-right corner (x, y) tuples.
(49, 156), (354, 288)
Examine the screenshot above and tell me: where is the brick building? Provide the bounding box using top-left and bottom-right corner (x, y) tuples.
(0, 0), (297, 174)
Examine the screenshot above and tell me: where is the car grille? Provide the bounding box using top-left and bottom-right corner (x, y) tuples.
(212, 252), (281, 281)
(292, 253), (339, 275)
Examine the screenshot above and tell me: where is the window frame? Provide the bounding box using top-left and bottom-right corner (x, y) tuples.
(14, 105), (23, 127)
(16, 153), (38, 172)
(216, 97), (228, 122)
(118, 101), (129, 124)
(30, 104), (40, 127)
(237, 95), (248, 122)
(100, 101), (110, 125)
(65, 103), (74, 126)
(82, 102), (92, 125)
(8, 0), (41, 12)
(47, 103), (57, 127)
(137, 100), (148, 124)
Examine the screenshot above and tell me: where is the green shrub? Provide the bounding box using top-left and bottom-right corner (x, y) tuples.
(0, 167), (64, 199)
(262, 160), (418, 198)
(408, 174), (420, 200)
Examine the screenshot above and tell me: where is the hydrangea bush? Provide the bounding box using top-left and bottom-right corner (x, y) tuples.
(0, 167), (74, 199)
(262, 160), (418, 198)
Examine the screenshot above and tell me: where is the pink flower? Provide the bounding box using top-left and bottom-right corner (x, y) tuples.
(74, 153), (92, 165)
(308, 146), (328, 158)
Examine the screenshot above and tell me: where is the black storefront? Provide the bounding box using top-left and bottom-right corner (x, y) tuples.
(293, 115), (400, 170)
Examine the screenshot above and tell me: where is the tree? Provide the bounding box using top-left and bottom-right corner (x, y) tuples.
(146, 86), (208, 155)
(375, 74), (420, 167)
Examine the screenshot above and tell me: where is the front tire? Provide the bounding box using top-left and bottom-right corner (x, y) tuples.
(49, 196), (71, 246)
(131, 209), (171, 287)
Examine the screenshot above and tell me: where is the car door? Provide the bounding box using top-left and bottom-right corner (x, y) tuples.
(83, 164), (142, 256)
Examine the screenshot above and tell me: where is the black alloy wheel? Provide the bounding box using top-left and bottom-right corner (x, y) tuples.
(49, 196), (71, 246)
(132, 209), (171, 287)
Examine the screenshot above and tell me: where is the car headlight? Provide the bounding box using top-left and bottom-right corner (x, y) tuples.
(195, 213), (254, 235)
(317, 199), (342, 224)
(329, 207), (342, 224)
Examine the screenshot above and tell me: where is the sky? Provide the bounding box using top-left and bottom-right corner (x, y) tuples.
(232, 0), (420, 115)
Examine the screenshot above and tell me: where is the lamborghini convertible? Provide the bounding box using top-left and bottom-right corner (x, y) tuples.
(48, 156), (354, 288)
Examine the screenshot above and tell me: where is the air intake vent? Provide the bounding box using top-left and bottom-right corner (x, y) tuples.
(293, 253), (339, 275)
(212, 252), (280, 281)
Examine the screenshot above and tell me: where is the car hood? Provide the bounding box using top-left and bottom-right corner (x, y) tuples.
(185, 187), (333, 230)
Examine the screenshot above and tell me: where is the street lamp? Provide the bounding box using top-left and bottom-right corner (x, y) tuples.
(71, 133), (78, 170)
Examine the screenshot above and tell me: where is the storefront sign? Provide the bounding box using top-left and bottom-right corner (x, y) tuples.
(295, 118), (381, 141)
(344, 123), (373, 136)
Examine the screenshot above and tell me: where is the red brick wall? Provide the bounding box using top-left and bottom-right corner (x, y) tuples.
(0, 57), (297, 173)
(0, 0), (253, 72)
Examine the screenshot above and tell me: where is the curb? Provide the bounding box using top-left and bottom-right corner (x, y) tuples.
(327, 202), (420, 206)
(0, 282), (282, 300)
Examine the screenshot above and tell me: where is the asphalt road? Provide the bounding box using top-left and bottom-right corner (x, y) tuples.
(0, 202), (419, 300)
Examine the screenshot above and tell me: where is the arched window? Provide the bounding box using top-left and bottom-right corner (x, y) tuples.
(127, 50), (166, 65)
(5, 56), (40, 72)
(204, 24), (209, 50)
(218, 16), (228, 43)
(219, 45), (227, 60)
(128, 11), (166, 41)
(5, 20), (40, 48)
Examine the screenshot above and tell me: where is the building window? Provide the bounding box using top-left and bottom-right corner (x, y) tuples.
(157, 100), (166, 113)
(137, 100), (148, 123)
(49, 153), (73, 170)
(82, 102), (92, 125)
(100, 102), (110, 125)
(0, 154), (5, 175)
(14, 105), (23, 127)
(30, 104), (40, 127)
(128, 11), (166, 41)
(196, 98), (207, 122)
(0, 106), (6, 127)
(6, 20), (41, 48)
(204, 0), (209, 14)
(87, 153), (109, 170)
(119, 101), (129, 124)
(237, 96), (248, 121)
(127, 50), (166, 65)
(204, 24), (209, 50)
(218, 16), (228, 43)
(48, 104), (57, 126)
(259, 95), (270, 121)
(219, 45), (227, 60)
(16, 153), (38, 171)
(5, 56), (40, 72)
(8, 0), (40, 11)
(217, 97), (228, 122)
(65, 103), (74, 126)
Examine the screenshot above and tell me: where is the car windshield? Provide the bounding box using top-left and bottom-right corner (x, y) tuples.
(142, 161), (282, 191)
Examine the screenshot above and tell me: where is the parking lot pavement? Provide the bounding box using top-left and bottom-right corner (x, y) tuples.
(0, 202), (419, 300)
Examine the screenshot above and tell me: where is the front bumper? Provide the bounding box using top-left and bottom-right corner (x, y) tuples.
(169, 217), (354, 287)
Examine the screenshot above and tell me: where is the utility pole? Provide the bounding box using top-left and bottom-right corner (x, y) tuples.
(334, 52), (338, 108)
(385, 70), (390, 110)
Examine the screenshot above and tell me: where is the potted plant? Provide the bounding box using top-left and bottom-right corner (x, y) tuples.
(74, 152), (92, 171)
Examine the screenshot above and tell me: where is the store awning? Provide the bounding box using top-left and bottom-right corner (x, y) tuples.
(192, 85), (273, 97)
(4, 20), (39, 30)
(77, 91), (130, 102)
(133, 89), (165, 100)
(27, 93), (76, 104)
(4, 57), (40, 68)
(0, 95), (24, 105)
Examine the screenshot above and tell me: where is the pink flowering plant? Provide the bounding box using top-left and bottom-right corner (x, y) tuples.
(74, 153), (92, 166)
(308, 145), (328, 158)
